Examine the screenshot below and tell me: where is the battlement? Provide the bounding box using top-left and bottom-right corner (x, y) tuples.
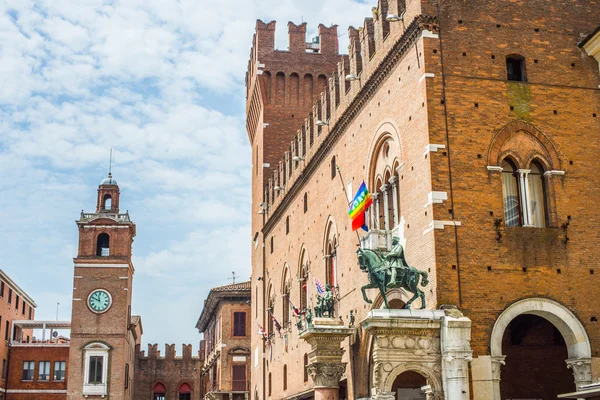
(137, 343), (201, 361)
(257, 0), (439, 228)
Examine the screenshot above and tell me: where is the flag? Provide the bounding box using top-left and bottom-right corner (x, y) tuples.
(271, 313), (282, 336)
(348, 181), (373, 232)
(289, 299), (301, 316)
(315, 278), (325, 296)
(257, 323), (267, 340)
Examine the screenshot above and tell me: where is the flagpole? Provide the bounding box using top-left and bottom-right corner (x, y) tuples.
(336, 165), (361, 245)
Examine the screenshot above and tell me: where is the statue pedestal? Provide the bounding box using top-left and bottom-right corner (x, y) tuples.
(361, 309), (472, 400)
(300, 318), (353, 400)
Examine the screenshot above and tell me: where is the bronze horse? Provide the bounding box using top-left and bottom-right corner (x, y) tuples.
(357, 247), (429, 309)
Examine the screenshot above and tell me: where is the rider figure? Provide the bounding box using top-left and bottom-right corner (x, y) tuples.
(383, 236), (409, 287)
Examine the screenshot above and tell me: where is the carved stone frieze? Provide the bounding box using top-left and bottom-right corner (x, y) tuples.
(307, 362), (347, 388)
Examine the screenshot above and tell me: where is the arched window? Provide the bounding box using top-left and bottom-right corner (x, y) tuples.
(303, 192), (308, 213)
(303, 354), (309, 382)
(283, 365), (288, 390)
(326, 242), (336, 287)
(300, 253), (309, 311)
(506, 54), (526, 82)
(103, 194), (112, 210)
(268, 372), (272, 397)
(528, 161), (547, 228)
(282, 268), (290, 327)
(502, 158), (548, 228)
(96, 233), (110, 257)
(267, 285), (274, 337)
(331, 156), (337, 179)
(178, 383), (191, 400)
(502, 159), (521, 227)
(153, 383), (166, 400)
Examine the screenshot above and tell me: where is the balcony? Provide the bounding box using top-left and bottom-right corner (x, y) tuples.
(79, 211), (131, 223)
(360, 229), (390, 251)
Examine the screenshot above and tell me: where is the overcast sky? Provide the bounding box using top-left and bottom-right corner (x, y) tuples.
(0, 0), (371, 350)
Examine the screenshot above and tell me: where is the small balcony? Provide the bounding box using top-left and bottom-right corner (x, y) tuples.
(79, 211), (131, 223)
(360, 229), (390, 251)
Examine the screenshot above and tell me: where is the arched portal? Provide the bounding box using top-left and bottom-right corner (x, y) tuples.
(490, 298), (592, 396)
(391, 371), (427, 399)
(500, 314), (574, 398)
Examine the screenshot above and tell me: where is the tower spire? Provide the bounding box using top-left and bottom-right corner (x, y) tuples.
(108, 148), (113, 178)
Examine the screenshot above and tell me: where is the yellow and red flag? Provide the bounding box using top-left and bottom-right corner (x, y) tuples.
(348, 181), (373, 231)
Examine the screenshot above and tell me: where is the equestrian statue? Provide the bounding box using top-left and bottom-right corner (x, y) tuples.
(356, 236), (429, 309)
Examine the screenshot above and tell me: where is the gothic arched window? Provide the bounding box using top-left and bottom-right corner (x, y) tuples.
(178, 383), (191, 400)
(528, 161), (547, 228)
(501, 159), (521, 227)
(153, 383), (166, 400)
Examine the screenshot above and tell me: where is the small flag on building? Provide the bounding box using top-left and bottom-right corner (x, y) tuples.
(315, 278), (325, 296)
(271, 313), (282, 336)
(289, 299), (301, 316)
(257, 323), (267, 340)
(348, 181), (373, 232)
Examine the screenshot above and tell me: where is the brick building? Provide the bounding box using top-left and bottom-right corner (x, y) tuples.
(246, 1), (600, 400)
(6, 321), (70, 400)
(0, 173), (249, 400)
(196, 281), (251, 400)
(0, 270), (36, 399)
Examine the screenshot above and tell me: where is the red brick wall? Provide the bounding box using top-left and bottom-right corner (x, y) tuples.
(7, 345), (68, 399)
(134, 344), (202, 400)
(422, 0), (600, 357)
(0, 278), (35, 392)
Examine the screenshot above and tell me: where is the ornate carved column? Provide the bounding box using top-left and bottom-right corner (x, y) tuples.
(389, 176), (399, 228)
(566, 357), (593, 389)
(300, 318), (353, 400)
(372, 192), (380, 230)
(441, 314), (473, 399)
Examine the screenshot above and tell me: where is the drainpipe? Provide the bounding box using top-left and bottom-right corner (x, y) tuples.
(437, 1), (463, 308)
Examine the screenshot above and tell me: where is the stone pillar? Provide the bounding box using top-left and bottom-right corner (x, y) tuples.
(471, 355), (505, 400)
(566, 357), (593, 389)
(517, 169), (531, 226)
(380, 184), (390, 232)
(389, 176), (399, 228)
(372, 192), (380, 230)
(441, 315), (472, 400)
(300, 318), (353, 400)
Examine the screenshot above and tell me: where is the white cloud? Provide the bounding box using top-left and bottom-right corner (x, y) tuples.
(0, 0), (372, 349)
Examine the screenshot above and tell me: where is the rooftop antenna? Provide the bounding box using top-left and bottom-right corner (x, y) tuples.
(108, 148), (113, 177)
(228, 271), (238, 284)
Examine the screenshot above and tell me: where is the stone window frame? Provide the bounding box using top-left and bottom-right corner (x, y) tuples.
(82, 342), (110, 396)
(487, 121), (564, 229)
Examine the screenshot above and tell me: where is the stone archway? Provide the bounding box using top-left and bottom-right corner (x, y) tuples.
(484, 298), (592, 398)
(381, 364), (443, 400)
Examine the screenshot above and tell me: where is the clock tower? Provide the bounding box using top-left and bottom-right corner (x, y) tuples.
(67, 173), (137, 399)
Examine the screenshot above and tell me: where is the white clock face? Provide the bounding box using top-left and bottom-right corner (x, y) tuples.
(88, 289), (112, 314)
